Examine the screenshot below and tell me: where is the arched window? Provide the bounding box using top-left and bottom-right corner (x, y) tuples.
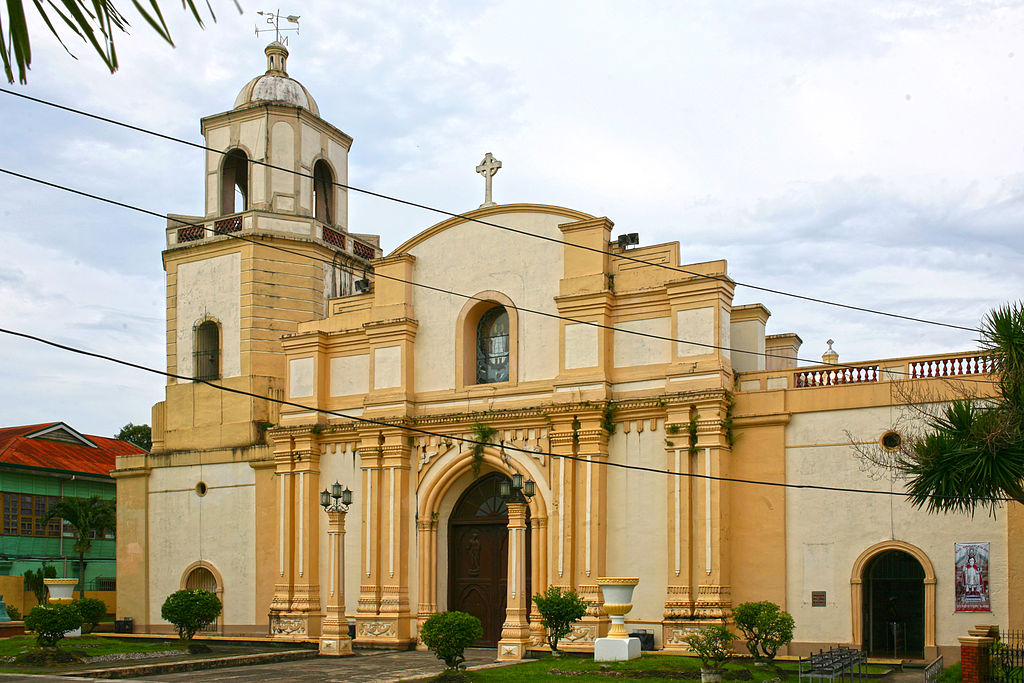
(313, 159), (334, 224)
(476, 306), (509, 384)
(221, 149), (249, 215)
(194, 320), (220, 381)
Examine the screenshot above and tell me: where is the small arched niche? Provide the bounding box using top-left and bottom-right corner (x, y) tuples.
(193, 319), (220, 381)
(313, 159), (334, 224)
(220, 149), (249, 215)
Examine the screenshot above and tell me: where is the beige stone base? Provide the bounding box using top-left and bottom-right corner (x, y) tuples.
(355, 615), (414, 649)
(497, 640), (528, 661)
(319, 635), (354, 656)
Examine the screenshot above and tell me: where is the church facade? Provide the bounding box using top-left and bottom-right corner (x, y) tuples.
(113, 43), (1020, 662)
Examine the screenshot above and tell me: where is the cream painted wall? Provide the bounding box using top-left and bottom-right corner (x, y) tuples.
(719, 307), (731, 365)
(271, 121), (294, 197)
(614, 317), (670, 367)
(318, 443), (362, 619)
(330, 355), (369, 396)
(786, 407), (1007, 648)
(606, 424), (669, 627)
(676, 307), (714, 357)
(565, 324), (598, 369)
(409, 212), (564, 392)
(289, 357), (314, 398)
(730, 319), (765, 373)
(328, 139), (349, 229)
(374, 346), (402, 389)
(147, 462), (256, 627)
(240, 119), (267, 207)
(175, 253), (241, 381)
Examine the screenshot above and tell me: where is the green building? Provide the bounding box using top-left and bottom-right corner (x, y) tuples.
(0, 422), (144, 591)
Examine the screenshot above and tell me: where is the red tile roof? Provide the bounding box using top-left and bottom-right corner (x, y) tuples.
(0, 423), (146, 477)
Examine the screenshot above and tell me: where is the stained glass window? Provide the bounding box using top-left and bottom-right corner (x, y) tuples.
(476, 306), (509, 384)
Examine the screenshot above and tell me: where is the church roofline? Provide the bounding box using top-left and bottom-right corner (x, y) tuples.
(390, 203), (595, 256)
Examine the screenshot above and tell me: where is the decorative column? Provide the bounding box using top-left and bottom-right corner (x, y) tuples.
(663, 407), (694, 651)
(528, 517), (548, 647)
(497, 501), (531, 661)
(319, 502), (353, 656)
(270, 429), (323, 640)
(415, 517), (438, 650)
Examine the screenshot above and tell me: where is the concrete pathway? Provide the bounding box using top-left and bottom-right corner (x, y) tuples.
(143, 647), (501, 682)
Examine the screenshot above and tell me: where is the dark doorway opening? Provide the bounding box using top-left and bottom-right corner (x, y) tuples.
(448, 472), (530, 646)
(862, 549), (925, 658)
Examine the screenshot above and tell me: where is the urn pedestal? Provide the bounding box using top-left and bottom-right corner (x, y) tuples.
(594, 577), (641, 662)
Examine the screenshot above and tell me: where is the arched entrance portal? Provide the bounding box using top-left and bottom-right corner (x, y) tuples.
(862, 550), (925, 658)
(448, 473), (530, 646)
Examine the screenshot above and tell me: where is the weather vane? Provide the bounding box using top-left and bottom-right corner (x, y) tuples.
(255, 10), (300, 44)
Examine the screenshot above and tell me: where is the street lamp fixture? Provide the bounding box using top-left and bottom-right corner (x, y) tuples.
(498, 472), (535, 504)
(320, 481), (352, 512)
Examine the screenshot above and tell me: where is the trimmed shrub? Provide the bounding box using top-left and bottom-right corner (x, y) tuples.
(6, 604), (21, 620)
(24, 565), (57, 605)
(532, 585), (588, 653)
(684, 624), (737, 671)
(24, 603), (83, 648)
(73, 597), (107, 633)
(732, 601), (795, 662)
(419, 610), (483, 670)
(160, 589), (222, 643)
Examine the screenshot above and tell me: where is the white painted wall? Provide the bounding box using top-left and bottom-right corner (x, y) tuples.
(606, 423), (669, 638)
(614, 317), (670, 367)
(318, 443), (362, 620)
(374, 346), (402, 389)
(409, 211), (565, 392)
(330, 355), (369, 396)
(786, 407), (1007, 648)
(565, 324), (598, 369)
(147, 462), (256, 627)
(289, 357), (314, 398)
(175, 253), (241, 381)
(676, 307), (714, 357)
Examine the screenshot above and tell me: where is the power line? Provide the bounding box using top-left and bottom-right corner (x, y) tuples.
(0, 165), (1001, 387)
(0, 324), (1008, 503)
(0, 88), (980, 334)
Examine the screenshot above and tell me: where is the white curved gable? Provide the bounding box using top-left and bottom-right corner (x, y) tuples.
(405, 206), (588, 393)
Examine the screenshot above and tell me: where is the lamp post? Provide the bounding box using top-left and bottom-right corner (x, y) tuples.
(319, 481), (353, 656)
(496, 472), (535, 661)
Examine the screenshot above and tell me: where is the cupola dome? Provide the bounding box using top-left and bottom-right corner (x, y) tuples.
(233, 42), (319, 116)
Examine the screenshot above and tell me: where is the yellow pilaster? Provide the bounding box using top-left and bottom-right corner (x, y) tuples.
(497, 502), (531, 660)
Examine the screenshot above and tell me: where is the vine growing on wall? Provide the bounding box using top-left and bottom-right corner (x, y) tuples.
(688, 415), (699, 457)
(601, 402), (618, 435)
(723, 392), (736, 448)
(470, 422), (498, 478)
(571, 417), (581, 449)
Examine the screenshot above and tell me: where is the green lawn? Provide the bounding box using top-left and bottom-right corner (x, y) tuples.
(0, 634), (181, 659)
(457, 654), (891, 682)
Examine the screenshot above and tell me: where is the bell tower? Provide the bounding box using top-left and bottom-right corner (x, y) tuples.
(151, 42), (381, 454)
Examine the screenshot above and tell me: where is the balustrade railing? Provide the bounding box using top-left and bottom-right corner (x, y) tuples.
(909, 355), (994, 378)
(322, 225), (346, 248)
(176, 225), (205, 242)
(214, 215), (242, 234)
(794, 365), (879, 388)
(353, 240), (375, 260)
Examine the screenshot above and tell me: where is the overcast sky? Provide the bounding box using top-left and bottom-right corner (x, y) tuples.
(1, 0), (1022, 438)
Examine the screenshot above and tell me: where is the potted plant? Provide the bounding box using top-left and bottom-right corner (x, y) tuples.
(684, 623), (737, 683)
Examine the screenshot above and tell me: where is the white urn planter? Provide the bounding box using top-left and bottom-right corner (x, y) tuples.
(593, 577), (641, 662)
(43, 578), (81, 637)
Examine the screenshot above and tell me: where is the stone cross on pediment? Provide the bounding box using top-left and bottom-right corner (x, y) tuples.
(476, 153), (502, 208)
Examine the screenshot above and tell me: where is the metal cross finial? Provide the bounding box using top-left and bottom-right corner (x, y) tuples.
(255, 10), (301, 44)
(476, 153), (502, 208)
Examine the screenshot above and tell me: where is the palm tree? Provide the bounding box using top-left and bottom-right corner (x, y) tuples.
(42, 496), (116, 599)
(899, 302), (1024, 514)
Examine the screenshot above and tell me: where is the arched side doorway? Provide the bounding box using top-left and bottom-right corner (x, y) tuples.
(851, 541), (936, 660)
(181, 561), (224, 634)
(447, 472), (531, 646)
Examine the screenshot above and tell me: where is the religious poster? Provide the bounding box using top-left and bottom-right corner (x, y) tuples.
(955, 542), (990, 612)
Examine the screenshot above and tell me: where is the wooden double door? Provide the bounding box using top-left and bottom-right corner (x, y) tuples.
(448, 473), (530, 646)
